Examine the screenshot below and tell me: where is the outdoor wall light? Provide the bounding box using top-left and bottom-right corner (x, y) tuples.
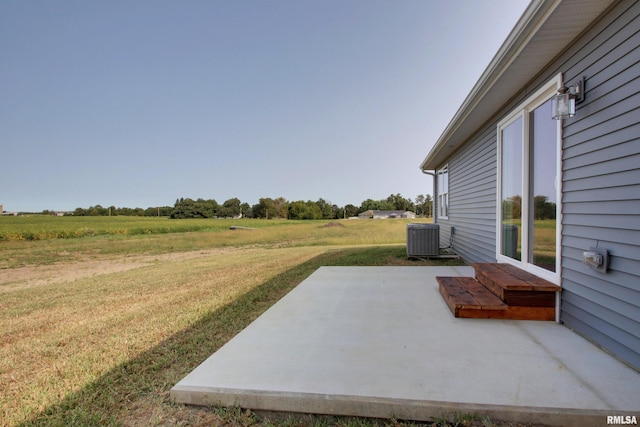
(583, 247), (609, 273)
(552, 77), (585, 120)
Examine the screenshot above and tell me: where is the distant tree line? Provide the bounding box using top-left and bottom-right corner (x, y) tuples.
(169, 193), (433, 220)
(56, 205), (174, 217)
(52, 193), (434, 220)
(501, 195), (556, 220)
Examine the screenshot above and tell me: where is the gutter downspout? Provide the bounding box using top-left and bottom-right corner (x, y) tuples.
(421, 169), (435, 221)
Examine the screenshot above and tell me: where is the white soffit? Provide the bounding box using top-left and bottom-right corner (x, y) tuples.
(420, 0), (617, 171)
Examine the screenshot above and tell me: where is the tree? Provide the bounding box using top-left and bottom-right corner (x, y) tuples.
(170, 198), (218, 219)
(252, 198), (277, 219)
(143, 206), (172, 217)
(66, 192), (430, 220)
(415, 194), (432, 217)
(344, 204), (358, 218)
(386, 193), (414, 211)
(358, 199), (379, 213)
(415, 195), (425, 215)
(197, 198), (218, 218)
(331, 204), (342, 219)
(288, 201), (309, 220)
(378, 199), (395, 211)
(240, 202), (251, 218)
(424, 194), (433, 218)
(288, 200), (323, 220)
(315, 198), (333, 219)
(219, 198), (241, 218)
(503, 195), (522, 220)
(75, 205), (109, 216)
(170, 198), (196, 219)
(274, 197), (288, 219)
(534, 195), (556, 220)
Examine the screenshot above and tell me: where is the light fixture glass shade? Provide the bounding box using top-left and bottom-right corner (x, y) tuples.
(551, 92), (575, 120)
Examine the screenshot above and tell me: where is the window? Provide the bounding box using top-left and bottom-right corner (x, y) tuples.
(497, 75), (562, 283)
(437, 165), (449, 219)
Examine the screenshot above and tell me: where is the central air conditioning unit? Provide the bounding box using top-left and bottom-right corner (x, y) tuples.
(406, 223), (440, 258)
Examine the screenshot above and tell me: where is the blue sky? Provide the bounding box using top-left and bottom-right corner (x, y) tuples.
(1, 0), (529, 212)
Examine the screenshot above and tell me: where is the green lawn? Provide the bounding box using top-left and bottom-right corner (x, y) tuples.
(0, 216), (289, 241)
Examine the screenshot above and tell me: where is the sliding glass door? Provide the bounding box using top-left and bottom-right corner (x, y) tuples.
(497, 77), (561, 283)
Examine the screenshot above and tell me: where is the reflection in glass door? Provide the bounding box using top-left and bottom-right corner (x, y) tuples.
(530, 100), (557, 272)
(500, 117), (523, 261)
(497, 80), (561, 283)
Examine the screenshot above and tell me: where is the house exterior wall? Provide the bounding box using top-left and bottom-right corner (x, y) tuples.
(555, 0), (640, 370)
(435, 0), (640, 369)
(441, 125), (499, 263)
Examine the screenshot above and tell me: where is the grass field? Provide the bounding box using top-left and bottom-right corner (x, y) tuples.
(0, 216), (292, 242)
(2, 217), (505, 427)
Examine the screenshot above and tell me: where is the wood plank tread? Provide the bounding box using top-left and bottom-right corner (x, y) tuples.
(437, 275), (557, 321)
(437, 276), (506, 311)
(472, 263), (561, 292)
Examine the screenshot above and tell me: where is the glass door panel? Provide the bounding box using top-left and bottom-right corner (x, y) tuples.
(529, 100), (557, 272)
(500, 117), (522, 261)
(496, 77), (561, 283)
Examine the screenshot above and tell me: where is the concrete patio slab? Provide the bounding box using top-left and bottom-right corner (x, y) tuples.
(171, 266), (639, 426)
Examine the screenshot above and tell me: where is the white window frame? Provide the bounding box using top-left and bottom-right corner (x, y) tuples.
(496, 74), (563, 285)
(437, 165), (449, 219)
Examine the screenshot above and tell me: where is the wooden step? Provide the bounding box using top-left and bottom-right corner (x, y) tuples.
(438, 276), (506, 318)
(437, 276), (557, 321)
(472, 263), (561, 307)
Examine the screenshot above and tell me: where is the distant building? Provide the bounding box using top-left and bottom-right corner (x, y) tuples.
(357, 210), (416, 219)
(1, 204), (18, 216)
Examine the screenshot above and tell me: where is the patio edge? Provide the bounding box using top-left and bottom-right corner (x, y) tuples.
(170, 385), (632, 427)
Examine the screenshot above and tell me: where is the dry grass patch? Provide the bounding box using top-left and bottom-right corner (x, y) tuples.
(3, 218), (475, 426)
(2, 245), (335, 425)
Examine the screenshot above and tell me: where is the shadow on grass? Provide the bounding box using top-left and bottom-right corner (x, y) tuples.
(20, 246), (452, 426)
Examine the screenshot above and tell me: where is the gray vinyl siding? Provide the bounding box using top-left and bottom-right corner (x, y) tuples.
(557, 0), (640, 369)
(434, 0), (640, 368)
(442, 125), (498, 263)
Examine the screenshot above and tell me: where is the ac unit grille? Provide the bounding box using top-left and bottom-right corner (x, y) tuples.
(406, 223), (440, 257)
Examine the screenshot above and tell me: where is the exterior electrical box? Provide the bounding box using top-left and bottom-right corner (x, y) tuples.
(406, 223), (440, 257)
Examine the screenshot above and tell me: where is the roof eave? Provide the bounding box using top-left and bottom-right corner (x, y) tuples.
(419, 0), (616, 171)
(419, 0), (552, 171)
